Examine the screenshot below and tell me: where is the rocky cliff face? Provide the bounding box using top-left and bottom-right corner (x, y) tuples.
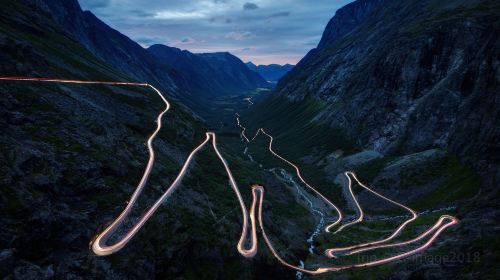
(317, 0), (386, 48)
(277, 0), (500, 183)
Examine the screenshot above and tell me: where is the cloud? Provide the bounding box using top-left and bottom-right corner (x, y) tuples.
(269, 12), (291, 18)
(154, 10), (206, 19)
(79, 0), (110, 9)
(134, 36), (168, 48)
(129, 9), (155, 18)
(243, 2), (259, 10)
(78, 0), (353, 64)
(181, 37), (196, 43)
(225, 31), (253, 40)
(136, 37), (155, 44)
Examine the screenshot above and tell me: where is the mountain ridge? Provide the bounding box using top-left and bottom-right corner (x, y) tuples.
(19, 0), (268, 111)
(147, 44), (268, 101)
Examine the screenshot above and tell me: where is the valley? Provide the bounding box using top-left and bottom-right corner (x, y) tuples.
(0, 0), (498, 279)
(214, 92), (464, 279)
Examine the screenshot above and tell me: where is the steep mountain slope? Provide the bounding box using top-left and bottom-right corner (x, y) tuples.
(277, 0), (499, 177)
(20, 0), (177, 94)
(18, 0), (268, 112)
(317, 0), (386, 49)
(246, 62), (294, 82)
(148, 45), (269, 97)
(0, 1), (303, 279)
(244, 0), (499, 278)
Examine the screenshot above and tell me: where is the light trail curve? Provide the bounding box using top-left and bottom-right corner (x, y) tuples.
(252, 184), (458, 274)
(237, 121), (459, 273)
(2, 76), (459, 276)
(325, 171), (418, 258)
(236, 114), (250, 143)
(0, 76), (259, 257)
(257, 128), (343, 231)
(92, 130), (261, 257)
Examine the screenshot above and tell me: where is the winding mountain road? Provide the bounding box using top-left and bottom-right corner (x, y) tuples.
(240, 122), (458, 273)
(1, 76), (458, 276)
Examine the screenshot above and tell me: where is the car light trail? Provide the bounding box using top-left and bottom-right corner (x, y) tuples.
(257, 128), (344, 230)
(0, 76), (149, 86)
(1, 76), (458, 276)
(244, 97), (254, 106)
(0, 76), (259, 257)
(253, 183), (458, 274)
(331, 172), (364, 234)
(238, 120), (458, 272)
(324, 171), (419, 258)
(236, 114), (250, 143)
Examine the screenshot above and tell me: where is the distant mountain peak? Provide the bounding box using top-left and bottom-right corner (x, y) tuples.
(318, 0), (385, 49)
(245, 62), (294, 82)
(246, 61), (257, 68)
(147, 46), (269, 97)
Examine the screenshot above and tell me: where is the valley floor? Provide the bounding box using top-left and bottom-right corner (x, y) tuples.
(202, 90), (485, 279)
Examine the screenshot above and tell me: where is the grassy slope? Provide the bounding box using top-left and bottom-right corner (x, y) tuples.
(240, 94), (359, 209)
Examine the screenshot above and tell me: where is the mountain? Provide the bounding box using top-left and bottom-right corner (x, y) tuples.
(245, 0), (500, 278)
(17, 0), (268, 113)
(0, 1), (292, 279)
(0, 1), (207, 278)
(197, 52), (270, 89)
(2, 0), (498, 278)
(148, 45), (269, 98)
(246, 62), (294, 82)
(276, 0), (499, 179)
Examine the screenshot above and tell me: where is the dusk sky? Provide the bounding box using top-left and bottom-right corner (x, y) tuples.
(78, 0), (352, 65)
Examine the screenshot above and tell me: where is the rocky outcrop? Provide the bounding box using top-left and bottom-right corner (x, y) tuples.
(277, 0), (500, 184)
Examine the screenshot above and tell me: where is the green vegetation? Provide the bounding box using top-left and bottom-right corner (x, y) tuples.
(2, 186), (23, 214)
(238, 94), (358, 208)
(404, 0), (500, 36)
(244, 94), (358, 158)
(355, 156), (396, 183)
(346, 149), (481, 211)
(411, 155), (480, 209)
